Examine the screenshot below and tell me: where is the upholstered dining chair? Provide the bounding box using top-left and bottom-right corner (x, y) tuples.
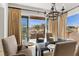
(30, 33), (37, 39)
(46, 33), (54, 43)
(0, 39), (4, 56)
(53, 40), (77, 56)
(68, 32), (79, 56)
(2, 35), (32, 56)
(37, 33), (44, 43)
(43, 40), (77, 56)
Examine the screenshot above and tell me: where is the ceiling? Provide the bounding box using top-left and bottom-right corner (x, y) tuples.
(8, 3), (79, 16)
(17, 3), (79, 11)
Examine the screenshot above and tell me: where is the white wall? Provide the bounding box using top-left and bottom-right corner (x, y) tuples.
(3, 4), (8, 38)
(0, 6), (4, 39)
(17, 3), (51, 10)
(68, 7), (79, 17)
(21, 10), (45, 17)
(0, 3), (8, 39)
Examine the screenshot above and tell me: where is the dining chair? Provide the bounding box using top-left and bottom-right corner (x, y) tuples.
(46, 33), (54, 43)
(37, 33), (44, 43)
(0, 39), (4, 56)
(53, 40), (77, 56)
(2, 35), (32, 56)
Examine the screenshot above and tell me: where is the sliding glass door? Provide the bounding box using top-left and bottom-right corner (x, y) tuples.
(21, 16), (46, 44)
(29, 18), (45, 42)
(21, 16), (29, 45)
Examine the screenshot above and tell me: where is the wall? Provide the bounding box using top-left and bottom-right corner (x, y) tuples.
(68, 7), (79, 17)
(3, 4), (8, 38)
(0, 4), (5, 55)
(0, 3), (8, 39)
(21, 10), (45, 17)
(0, 4), (4, 39)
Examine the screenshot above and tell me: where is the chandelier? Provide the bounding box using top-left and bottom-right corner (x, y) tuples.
(47, 3), (65, 20)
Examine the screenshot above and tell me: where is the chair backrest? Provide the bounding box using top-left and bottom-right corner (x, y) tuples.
(68, 32), (79, 56)
(30, 34), (36, 39)
(37, 33), (45, 38)
(46, 33), (54, 43)
(46, 33), (52, 39)
(2, 35), (18, 56)
(0, 39), (4, 56)
(69, 32), (79, 43)
(54, 40), (77, 56)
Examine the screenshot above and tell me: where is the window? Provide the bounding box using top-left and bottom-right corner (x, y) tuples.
(29, 18), (45, 39)
(66, 13), (79, 38)
(21, 16), (46, 44)
(21, 16), (29, 44)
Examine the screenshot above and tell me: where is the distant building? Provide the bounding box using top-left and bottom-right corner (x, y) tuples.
(66, 26), (78, 38)
(67, 26), (78, 32)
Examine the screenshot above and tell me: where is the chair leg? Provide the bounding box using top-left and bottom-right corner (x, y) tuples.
(41, 50), (43, 56)
(36, 46), (37, 56)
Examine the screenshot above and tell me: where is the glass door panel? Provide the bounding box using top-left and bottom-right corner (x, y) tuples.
(29, 19), (45, 43)
(21, 16), (28, 45)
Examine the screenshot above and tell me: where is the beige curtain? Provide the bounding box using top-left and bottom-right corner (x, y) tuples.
(8, 8), (22, 46)
(53, 18), (58, 39)
(48, 17), (58, 40)
(59, 13), (68, 39)
(48, 19), (53, 34)
(48, 13), (67, 40)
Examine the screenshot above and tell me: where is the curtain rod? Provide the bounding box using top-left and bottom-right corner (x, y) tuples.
(8, 7), (45, 14)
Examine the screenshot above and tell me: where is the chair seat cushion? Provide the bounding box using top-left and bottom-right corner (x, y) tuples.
(17, 48), (32, 56)
(43, 51), (53, 56)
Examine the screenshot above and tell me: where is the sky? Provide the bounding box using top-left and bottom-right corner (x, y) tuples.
(21, 13), (79, 27)
(29, 19), (45, 27)
(21, 17), (27, 26)
(21, 18), (45, 27)
(67, 13), (79, 26)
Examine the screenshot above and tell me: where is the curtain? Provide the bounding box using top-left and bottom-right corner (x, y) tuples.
(53, 18), (58, 39)
(48, 17), (58, 40)
(8, 8), (22, 46)
(48, 19), (53, 34)
(59, 13), (68, 39)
